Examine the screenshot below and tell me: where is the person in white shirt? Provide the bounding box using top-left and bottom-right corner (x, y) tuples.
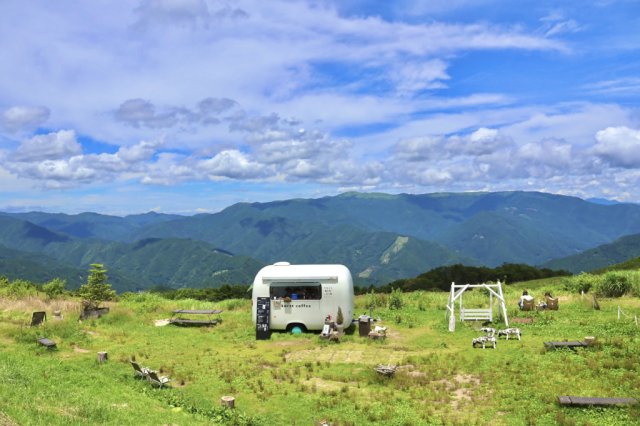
(518, 290), (534, 310)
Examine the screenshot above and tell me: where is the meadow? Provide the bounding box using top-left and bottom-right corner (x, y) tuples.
(1, 278), (639, 426)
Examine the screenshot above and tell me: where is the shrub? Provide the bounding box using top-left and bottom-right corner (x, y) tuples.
(42, 278), (67, 299)
(562, 273), (597, 294)
(595, 272), (631, 298)
(388, 288), (404, 310)
(119, 291), (165, 313)
(336, 306), (344, 326)
(0, 277), (37, 299)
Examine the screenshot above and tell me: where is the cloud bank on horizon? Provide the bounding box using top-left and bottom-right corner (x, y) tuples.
(1, 0), (639, 214)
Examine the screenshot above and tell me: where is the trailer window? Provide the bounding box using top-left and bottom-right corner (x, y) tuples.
(269, 282), (322, 300)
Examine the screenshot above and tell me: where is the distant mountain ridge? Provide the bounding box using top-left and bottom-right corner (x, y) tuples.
(2, 191), (640, 290)
(1, 211), (181, 241)
(132, 191), (640, 266)
(542, 233), (640, 273)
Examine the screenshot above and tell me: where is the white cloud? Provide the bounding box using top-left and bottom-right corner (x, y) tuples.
(593, 126), (640, 168)
(2, 106), (50, 132)
(134, 0), (211, 28)
(13, 130), (82, 161)
(584, 78), (640, 95)
(394, 136), (443, 161)
(114, 97), (238, 129)
(391, 59), (450, 93)
(116, 139), (163, 163)
(198, 149), (272, 180)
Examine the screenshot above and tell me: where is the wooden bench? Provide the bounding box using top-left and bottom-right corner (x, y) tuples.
(558, 396), (638, 407)
(169, 309), (222, 326)
(460, 309), (492, 322)
(544, 341), (586, 350)
(37, 337), (56, 348)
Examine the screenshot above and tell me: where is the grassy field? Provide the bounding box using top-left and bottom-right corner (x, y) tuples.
(1, 280), (639, 426)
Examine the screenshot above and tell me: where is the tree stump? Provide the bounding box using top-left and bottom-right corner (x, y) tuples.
(97, 351), (108, 363)
(220, 396), (235, 409)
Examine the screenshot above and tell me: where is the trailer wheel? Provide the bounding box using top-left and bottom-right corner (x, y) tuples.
(287, 323), (307, 334)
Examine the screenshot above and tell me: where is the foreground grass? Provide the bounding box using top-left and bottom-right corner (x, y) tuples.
(1, 283), (639, 425)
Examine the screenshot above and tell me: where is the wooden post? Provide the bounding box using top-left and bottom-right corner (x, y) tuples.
(97, 351), (108, 363)
(220, 396), (235, 409)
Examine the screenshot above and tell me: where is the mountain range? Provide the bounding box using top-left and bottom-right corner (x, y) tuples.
(2, 191), (640, 292)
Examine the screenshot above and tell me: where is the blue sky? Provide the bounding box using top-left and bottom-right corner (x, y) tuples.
(1, 0), (639, 215)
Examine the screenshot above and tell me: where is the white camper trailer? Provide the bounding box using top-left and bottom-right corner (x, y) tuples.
(252, 262), (354, 332)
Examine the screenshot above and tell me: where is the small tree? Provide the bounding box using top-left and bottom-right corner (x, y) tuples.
(42, 278), (67, 299)
(336, 306), (344, 326)
(78, 264), (116, 310)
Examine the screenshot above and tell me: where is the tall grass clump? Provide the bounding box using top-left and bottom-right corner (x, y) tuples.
(360, 289), (387, 311)
(595, 272), (632, 298)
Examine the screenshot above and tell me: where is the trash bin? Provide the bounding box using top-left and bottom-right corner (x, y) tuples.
(358, 315), (372, 337)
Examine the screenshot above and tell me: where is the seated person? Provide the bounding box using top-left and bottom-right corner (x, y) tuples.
(538, 291), (553, 309)
(518, 290), (534, 310)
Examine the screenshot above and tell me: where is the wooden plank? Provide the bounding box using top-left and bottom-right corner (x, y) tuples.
(170, 318), (218, 326)
(172, 309), (222, 315)
(558, 396), (638, 406)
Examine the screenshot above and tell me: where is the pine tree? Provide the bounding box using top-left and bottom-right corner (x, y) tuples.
(78, 264), (116, 310)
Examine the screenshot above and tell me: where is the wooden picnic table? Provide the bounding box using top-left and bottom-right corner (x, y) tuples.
(169, 309), (222, 326)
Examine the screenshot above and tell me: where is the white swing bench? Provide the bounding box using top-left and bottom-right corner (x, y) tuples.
(446, 281), (509, 332)
(460, 308), (493, 322)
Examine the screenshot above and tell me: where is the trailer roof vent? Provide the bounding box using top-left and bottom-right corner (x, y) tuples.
(273, 261), (290, 266)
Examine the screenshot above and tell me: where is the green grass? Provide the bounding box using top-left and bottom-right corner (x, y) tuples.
(1, 282), (639, 425)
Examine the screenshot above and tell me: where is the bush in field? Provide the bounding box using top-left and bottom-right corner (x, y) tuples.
(388, 288), (404, 310)
(563, 273), (597, 294)
(595, 272), (632, 298)
(365, 290), (387, 309)
(0, 276), (37, 299)
(78, 264), (116, 310)
(119, 291), (165, 313)
(42, 278), (67, 299)
(631, 274), (640, 297)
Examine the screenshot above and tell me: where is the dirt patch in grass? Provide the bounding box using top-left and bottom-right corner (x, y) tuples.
(154, 319), (170, 327)
(434, 374), (483, 409)
(0, 412), (17, 426)
(511, 317), (534, 324)
(304, 377), (353, 392)
(274, 341), (305, 347)
(73, 346), (89, 353)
